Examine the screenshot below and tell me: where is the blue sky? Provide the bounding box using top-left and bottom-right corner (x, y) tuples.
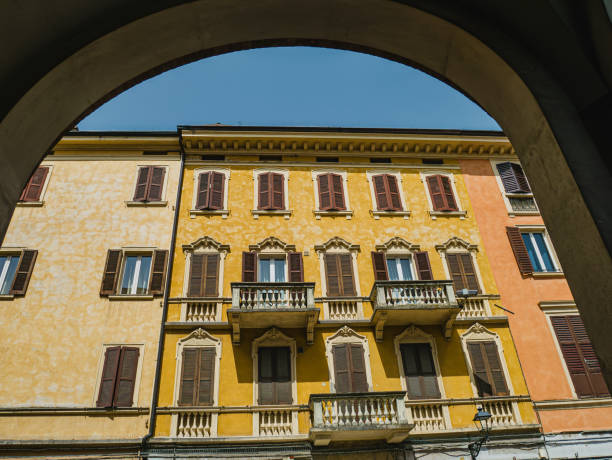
(79, 47), (500, 131)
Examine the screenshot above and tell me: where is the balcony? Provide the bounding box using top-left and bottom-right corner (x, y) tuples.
(309, 392), (413, 446)
(229, 282), (318, 344)
(369, 280), (461, 341)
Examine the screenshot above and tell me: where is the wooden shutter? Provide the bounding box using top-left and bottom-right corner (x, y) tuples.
(100, 250), (122, 296)
(497, 162), (531, 193)
(331, 174), (346, 210)
(339, 254), (355, 296)
(258, 347), (291, 405)
(440, 176), (458, 211)
(204, 254), (219, 297)
(400, 343), (441, 399)
(467, 341), (508, 396)
(324, 254), (340, 296)
(446, 253), (480, 293)
(196, 172), (210, 209)
(188, 254), (204, 297)
(373, 175), (389, 210)
(349, 344), (368, 392)
(506, 227), (533, 274)
(258, 347), (275, 405)
(149, 250), (168, 295)
(22, 167), (49, 202)
(209, 172), (225, 210)
(271, 173), (284, 210)
(198, 348), (216, 405)
(332, 344), (351, 393)
(386, 175), (402, 210)
(114, 347), (140, 407)
(147, 167), (165, 201)
(512, 163), (531, 193)
(427, 175), (445, 211)
(179, 348), (198, 405)
(373, 174), (402, 211)
(242, 251), (257, 282)
(188, 254), (219, 297)
(414, 251), (433, 280)
(318, 174), (332, 211)
(133, 166), (151, 201)
(97, 346), (121, 407)
(258, 173), (270, 209)
(333, 343), (368, 393)
(551, 316), (610, 398)
(9, 249), (37, 295)
(288, 252), (304, 282)
(275, 347), (292, 404)
(371, 252), (388, 280)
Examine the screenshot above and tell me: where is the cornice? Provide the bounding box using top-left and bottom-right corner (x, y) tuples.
(53, 136), (180, 153)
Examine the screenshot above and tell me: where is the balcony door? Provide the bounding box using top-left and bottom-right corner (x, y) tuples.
(332, 343), (368, 393)
(258, 257), (286, 283)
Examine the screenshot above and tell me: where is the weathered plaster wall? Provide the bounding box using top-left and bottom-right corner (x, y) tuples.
(0, 153), (180, 440)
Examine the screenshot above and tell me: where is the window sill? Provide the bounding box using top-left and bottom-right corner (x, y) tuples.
(251, 209), (292, 220)
(15, 201), (44, 207)
(508, 211), (540, 217)
(370, 210), (411, 220)
(125, 201), (167, 207)
(534, 398), (612, 410)
(0, 295), (15, 300)
(429, 210), (467, 220)
(107, 294), (155, 300)
(189, 209), (230, 219)
(313, 210), (353, 220)
(531, 271), (564, 279)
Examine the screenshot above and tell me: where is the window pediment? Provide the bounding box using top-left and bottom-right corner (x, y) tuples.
(248, 236), (295, 253)
(314, 236), (360, 254)
(461, 322), (497, 340)
(182, 236), (230, 253)
(435, 236), (478, 252)
(375, 237), (420, 253)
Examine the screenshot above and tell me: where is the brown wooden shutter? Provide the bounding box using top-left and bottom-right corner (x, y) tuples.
(467, 341), (508, 396)
(22, 167), (49, 202)
(332, 344), (351, 393)
(259, 347), (291, 405)
(288, 252), (304, 282)
(427, 175), (445, 211)
(209, 172), (225, 210)
(198, 348), (216, 405)
(318, 174), (332, 211)
(204, 254), (219, 297)
(414, 251), (433, 280)
(100, 250), (122, 296)
(9, 249), (37, 295)
(324, 254), (340, 296)
(179, 348), (198, 405)
(386, 174), (402, 210)
(467, 342), (493, 397)
(242, 251), (257, 282)
(271, 173), (284, 210)
(371, 252), (388, 281)
(400, 343), (441, 399)
(133, 167), (151, 201)
(114, 347), (140, 407)
(349, 344), (368, 392)
(440, 176), (458, 211)
(483, 342), (509, 396)
(497, 162), (531, 193)
(551, 316), (610, 398)
(196, 172), (210, 209)
(506, 226), (533, 274)
(147, 167), (165, 201)
(331, 174), (346, 210)
(258, 347), (274, 405)
(188, 254), (204, 297)
(275, 347), (292, 404)
(97, 346), (121, 407)
(447, 253), (480, 293)
(149, 250), (168, 295)
(446, 254), (465, 291)
(512, 163), (531, 193)
(373, 175), (389, 210)
(258, 173), (270, 209)
(339, 253), (355, 296)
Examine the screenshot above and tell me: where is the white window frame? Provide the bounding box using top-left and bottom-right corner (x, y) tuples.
(171, 328), (222, 437)
(190, 168), (231, 218)
(16, 164), (53, 207)
(0, 251), (21, 296)
(490, 159), (539, 217)
(325, 326), (373, 393)
(257, 255), (288, 283)
(247, 236), (296, 283)
(516, 225), (562, 276)
(92, 343), (145, 408)
(311, 169), (353, 219)
(365, 170), (411, 219)
(118, 251), (154, 296)
(126, 165), (170, 206)
(420, 171), (466, 219)
(251, 168), (291, 219)
(252, 328), (298, 436)
(375, 237), (422, 281)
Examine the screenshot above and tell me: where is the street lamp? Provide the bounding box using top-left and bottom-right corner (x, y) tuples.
(468, 407), (492, 459)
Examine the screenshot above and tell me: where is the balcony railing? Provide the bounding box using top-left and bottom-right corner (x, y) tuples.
(231, 282), (315, 310)
(371, 280), (456, 308)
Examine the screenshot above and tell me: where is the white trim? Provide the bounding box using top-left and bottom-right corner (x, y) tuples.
(171, 329), (222, 437)
(490, 159), (539, 216)
(117, 251), (153, 296)
(251, 328), (298, 436)
(325, 326), (373, 392)
(311, 169), (352, 219)
(515, 225), (563, 273)
(365, 170), (410, 219)
(130, 165), (170, 202)
(435, 237), (488, 299)
(92, 343), (145, 407)
(181, 237), (229, 303)
(419, 170), (465, 220)
(252, 168), (290, 219)
(538, 300), (577, 314)
(190, 168), (230, 219)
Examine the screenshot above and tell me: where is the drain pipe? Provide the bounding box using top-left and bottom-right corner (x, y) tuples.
(142, 132), (186, 454)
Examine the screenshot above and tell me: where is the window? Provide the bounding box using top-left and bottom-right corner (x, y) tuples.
(324, 254), (355, 296)
(312, 171), (352, 218)
(466, 341), (509, 397)
(426, 174), (457, 212)
(195, 171), (225, 210)
(494, 161), (538, 214)
(0, 250), (37, 296)
(96, 346), (140, 407)
(372, 174), (402, 211)
(258, 172), (285, 210)
(132, 166), (166, 202)
(178, 347), (216, 406)
(550, 315), (609, 398)
(332, 343), (368, 393)
(400, 343), (441, 399)
(19, 166), (50, 203)
(100, 249), (168, 297)
(446, 253), (480, 293)
(506, 227), (560, 274)
(371, 250), (433, 281)
(241, 238), (303, 283)
(258, 257), (286, 282)
(188, 253), (220, 297)
(258, 347), (292, 404)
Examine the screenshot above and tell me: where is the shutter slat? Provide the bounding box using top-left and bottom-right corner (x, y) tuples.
(333, 344), (350, 393)
(9, 249), (37, 295)
(331, 174), (346, 210)
(204, 254), (219, 297)
(258, 173), (270, 209)
(114, 347), (139, 407)
(271, 173), (284, 210)
(318, 174), (332, 211)
(373, 175), (389, 210)
(179, 348), (198, 406)
(414, 251), (433, 281)
(288, 252), (304, 282)
(440, 176), (457, 211)
(506, 227), (533, 274)
(149, 250), (168, 295)
(188, 254), (204, 297)
(209, 172), (225, 210)
(339, 254), (355, 296)
(349, 344), (368, 392)
(96, 347), (121, 407)
(242, 252), (257, 282)
(147, 167), (165, 201)
(386, 174), (402, 211)
(133, 167), (151, 202)
(427, 175), (445, 211)
(196, 172), (210, 209)
(100, 250), (122, 296)
(23, 167), (49, 202)
(324, 254), (341, 297)
(371, 252), (389, 281)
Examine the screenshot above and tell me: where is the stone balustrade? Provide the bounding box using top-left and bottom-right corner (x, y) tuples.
(371, 280), (456, 309)
(231, 282), (315, 310)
